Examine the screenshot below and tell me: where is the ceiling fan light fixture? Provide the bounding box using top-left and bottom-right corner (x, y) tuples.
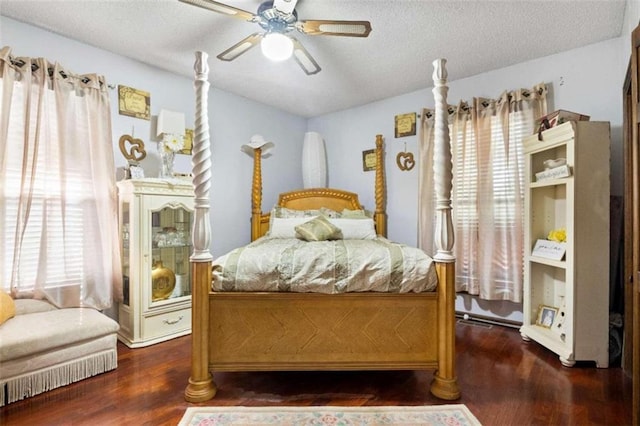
(261, 32), (293, 61)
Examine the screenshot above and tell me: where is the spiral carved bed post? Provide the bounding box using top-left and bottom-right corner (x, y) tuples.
(430, 58), (460, 400)
(250, 147), (263, 241)
(374, 134), (387, 237)
(185, 51), (216, 402)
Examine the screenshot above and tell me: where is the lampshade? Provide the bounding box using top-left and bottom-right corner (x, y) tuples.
(261, 33), (294, 62)
(241, 134), (275, 157)
(302, 131), (327, 188)
(156, 109), (185, 137)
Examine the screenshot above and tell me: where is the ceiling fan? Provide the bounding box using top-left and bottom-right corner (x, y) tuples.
(179, 0), (372, 75)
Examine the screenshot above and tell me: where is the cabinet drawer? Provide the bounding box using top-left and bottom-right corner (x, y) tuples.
(142, 308), (191, 340)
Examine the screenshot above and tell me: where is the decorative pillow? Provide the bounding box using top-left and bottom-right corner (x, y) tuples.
(272, 206), (320, 219)
(269, 217), (315, 238)
(319, 207), (341, 218)
(340, 208), (373, 219)
(0, 290), (16, 325)
(328, 218), (377, 239)
(268, 206), (341, 236)
(271, 206), (341, 219)
(295, 215), (343, 241)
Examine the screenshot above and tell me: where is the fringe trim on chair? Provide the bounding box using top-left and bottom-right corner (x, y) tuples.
(1, 349), (117, 406)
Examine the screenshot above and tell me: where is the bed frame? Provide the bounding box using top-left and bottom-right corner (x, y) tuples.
(184, 53), (459, 401)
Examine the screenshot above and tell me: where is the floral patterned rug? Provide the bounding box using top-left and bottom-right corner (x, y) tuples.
(178, 405), (482, 426)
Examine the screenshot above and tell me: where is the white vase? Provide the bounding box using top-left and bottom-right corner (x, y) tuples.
(171, 274), (184, 298)
(302, 131), (327, 188)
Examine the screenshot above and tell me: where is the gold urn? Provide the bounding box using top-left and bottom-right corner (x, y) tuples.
(151, 260), (176, 301)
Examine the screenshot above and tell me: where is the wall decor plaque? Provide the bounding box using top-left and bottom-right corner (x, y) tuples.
(394, 112), (416, 138)
(118, 85), (150, 120)
(362, 149), (376, 172)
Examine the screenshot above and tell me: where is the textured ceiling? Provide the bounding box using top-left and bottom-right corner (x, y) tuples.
(0, 0), (626, 117)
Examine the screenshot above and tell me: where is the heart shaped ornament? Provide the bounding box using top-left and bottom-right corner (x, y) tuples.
(396, 151), (415, 171)
(119, 134), (147, 162)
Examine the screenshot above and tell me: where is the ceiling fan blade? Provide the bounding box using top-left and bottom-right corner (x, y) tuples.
(217, 33), (263, 61)
(297, 20), (372, 37)
(290, 37), (321, 75)
(179, 0), (257, 21)
(273, 0), (298, 14)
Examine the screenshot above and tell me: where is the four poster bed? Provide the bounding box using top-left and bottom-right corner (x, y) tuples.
(184, 53), (459, 401)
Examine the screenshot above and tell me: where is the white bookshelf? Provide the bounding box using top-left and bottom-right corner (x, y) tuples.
(519, 121), (610, 368)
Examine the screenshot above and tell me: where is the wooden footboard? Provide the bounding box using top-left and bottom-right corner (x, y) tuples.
(185, 262), (459, 402)
(207, 292), (439, 370)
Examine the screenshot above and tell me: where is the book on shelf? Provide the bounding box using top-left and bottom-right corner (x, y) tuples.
(532, 239), (566, 261)
(535, 164), (571, 182)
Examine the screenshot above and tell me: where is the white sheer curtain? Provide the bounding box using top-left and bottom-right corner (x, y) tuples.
(419, 84), (547, 302)
(0, 46), (122, 309)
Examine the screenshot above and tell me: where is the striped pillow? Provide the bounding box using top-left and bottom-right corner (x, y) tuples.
(295, 215), (343, 241)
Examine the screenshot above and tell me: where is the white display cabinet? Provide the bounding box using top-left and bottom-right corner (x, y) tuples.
(519, 121), (610, 368)
(117, 178), (194, 348)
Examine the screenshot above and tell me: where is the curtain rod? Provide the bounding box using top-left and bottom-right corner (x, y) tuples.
(10, 56), (116, 89)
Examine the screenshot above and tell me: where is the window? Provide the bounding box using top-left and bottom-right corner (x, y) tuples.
(0, 55), (120, 310)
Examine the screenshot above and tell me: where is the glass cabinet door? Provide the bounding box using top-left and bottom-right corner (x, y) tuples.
(149, 205), (192, 305)
(122, 202), (130, 306)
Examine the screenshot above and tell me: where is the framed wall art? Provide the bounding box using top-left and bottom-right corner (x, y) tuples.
(118, 85), (151, 120)
(362, 149), (376, 172)
(394, 112), (416, 138)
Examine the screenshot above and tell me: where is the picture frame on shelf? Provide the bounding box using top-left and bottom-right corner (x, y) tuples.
(129, 163), (145, 179)
(536, 305), (558, 329)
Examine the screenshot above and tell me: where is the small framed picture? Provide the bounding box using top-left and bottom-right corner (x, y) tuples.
(129, 164), (145, 179)
(536, 305), (558, 329)
(362, 149), (376, 172)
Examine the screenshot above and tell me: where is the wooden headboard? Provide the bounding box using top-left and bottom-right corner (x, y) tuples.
(250, 134), (387, 240)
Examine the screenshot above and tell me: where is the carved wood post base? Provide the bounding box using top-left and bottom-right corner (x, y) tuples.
(431, 261), (460, 400)
(185, 376), (217, 402)
(185, 261), (216, 402)
(431, 375), (460, 401)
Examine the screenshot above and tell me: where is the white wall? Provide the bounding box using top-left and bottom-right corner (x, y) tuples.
(1, 16), (307, 257)
(309, 37), (624, 322)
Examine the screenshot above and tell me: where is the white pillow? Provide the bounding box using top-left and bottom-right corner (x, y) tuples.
(269, 217), (314, 238)
(328, 218), (377, 240)
(268, 206), (335, 236)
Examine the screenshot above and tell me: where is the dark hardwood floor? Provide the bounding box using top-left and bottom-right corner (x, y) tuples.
(0, 320), (632, 425)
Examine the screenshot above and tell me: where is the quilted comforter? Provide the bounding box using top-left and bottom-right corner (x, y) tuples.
(212, 236), (438, 293)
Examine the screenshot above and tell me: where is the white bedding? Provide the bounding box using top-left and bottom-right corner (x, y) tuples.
(212, 236), (438, 293)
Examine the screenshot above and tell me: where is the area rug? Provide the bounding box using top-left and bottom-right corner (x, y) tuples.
(178, 404), (482, 425)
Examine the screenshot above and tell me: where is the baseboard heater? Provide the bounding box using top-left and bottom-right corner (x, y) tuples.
(455, 312), (521, 329)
